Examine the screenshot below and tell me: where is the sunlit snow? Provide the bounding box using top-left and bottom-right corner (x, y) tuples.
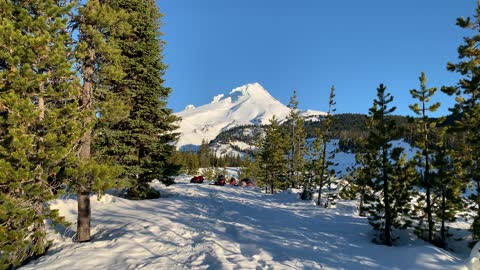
(22, 175), (473, 270)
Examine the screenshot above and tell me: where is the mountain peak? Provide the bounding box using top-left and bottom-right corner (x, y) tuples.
(229, 82), (264, 95)
(209, 82), (270, 104)
(174, 83), (325, 148)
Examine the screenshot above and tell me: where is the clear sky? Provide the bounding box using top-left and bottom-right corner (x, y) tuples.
(156, 0), (476, 117)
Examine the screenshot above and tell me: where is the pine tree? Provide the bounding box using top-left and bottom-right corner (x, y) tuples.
(313, 86), (337, 207)
(431, 127), (464, 248)
(285, 90), (307, 188)
(351, 148), (376, 217)
(238, 155), (261, 181)
(441, 1), (480, 242)
(198, 139), (212, 168)
(186, 152), (200, 176)
(0, 0), (82, 266)
(258, 116), (287, 194)
(92, 0), (179, 200)
(409, 72), (441, 243)
(365, 84), (414, 246)
(74, 0), (128, 242)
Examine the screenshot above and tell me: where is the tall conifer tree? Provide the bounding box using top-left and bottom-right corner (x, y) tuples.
(285, 90), (306, 188)
(351, 148), (376, 217)
(441, 1), (480, 242)
(431, 127), (463, 247)
(285, 90), (306, 187)
(365, 84), (414, 246)
(0, 0), (82, 266)
(258, 116), (287, 194)
(409, 72), (441, 243)
(94, 0), (180, 199)
(74, 0), (127, 242)
(313, 86), (337, 207)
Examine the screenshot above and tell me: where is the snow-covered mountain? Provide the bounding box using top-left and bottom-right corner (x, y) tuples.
(174, 82), (326, 149)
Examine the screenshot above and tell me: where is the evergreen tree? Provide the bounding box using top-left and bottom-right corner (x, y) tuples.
(202, 166), (216, 181)
(238, 156), (261, 181)
(198, 139), (212, 168)
(409, 72), (441, 243)
(431, 127), (464, 248)
(258, 116), (287, 194)
(74, 0), (127, 242)
(94, 0), (180, 200)
(441, 2), (480, 242)
(285, 90), (307, 188)
(0, 0), (82, 266)
(186, 152), (200, 176)
(343, 137), (378, 217)
(313, 86), (337, 206)
(365, 84), (413, 246)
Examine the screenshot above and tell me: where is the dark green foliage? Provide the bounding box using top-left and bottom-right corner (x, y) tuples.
(93, 0), (180, 199)
(304, 113), (413, 153)
(285, 90), (307, 188)
(432, 128), (464, 248)
(441, 2), (480, 242)
(212, 124), (266, 148)
(365, 84), (415, 246)
(74, 0), (128, 242)
(257, 116), (288, 194)
(0, 0), (81, 266)
(303, 86), (338, 206)
(409, 72), (440, 244)
(175, 140), (243, 173)
(350, 147), (376, 217)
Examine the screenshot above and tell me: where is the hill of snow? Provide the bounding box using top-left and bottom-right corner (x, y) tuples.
(174, 83), (326, 149)
(23, 175), (474, 270)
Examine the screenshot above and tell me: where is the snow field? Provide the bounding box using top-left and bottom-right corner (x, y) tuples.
(22, 175), (472, 270)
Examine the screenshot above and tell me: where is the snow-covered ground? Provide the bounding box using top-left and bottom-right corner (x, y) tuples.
(22, 175), (475, 270)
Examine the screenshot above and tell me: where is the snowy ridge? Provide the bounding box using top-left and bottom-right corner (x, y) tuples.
(174, 83), (327, 148)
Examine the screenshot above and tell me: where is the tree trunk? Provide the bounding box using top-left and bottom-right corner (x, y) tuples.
(77, 47), (94, 242)
(359, 186), (365, 217)
(38, 82), (45, 121)
(383, 146), (392, 246)
(477, 174), (480, 221)
(316, 142), (328, 206)
(440, 187), (446, 247)
(77, 188), (91, 242)
(426, 171), (433, 243)
(423, 103), (433, 244)
(270, 174), (274, 194)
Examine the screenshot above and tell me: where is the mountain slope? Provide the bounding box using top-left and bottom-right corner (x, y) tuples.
(174, 83), (325, 148)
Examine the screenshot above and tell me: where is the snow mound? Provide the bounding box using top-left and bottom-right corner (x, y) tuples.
(467, 241), (480, 270)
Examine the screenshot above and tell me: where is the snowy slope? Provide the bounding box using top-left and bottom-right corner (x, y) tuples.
(23, 176), (471, 270)
(174, 83), (326, 148)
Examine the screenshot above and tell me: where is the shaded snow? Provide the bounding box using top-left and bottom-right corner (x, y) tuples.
(23, 176), (470, 270)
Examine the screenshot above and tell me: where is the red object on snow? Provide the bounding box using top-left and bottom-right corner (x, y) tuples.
(240, 178), (255, 187)
(214, 175), (226, 186)
(190, 175), (204, 183)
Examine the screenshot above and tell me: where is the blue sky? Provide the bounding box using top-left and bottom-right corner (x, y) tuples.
(156, 0), (475, 116)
